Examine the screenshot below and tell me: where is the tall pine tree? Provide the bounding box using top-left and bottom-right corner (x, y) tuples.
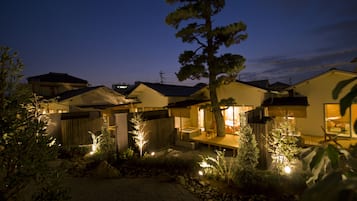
(166, 0), (247, 136)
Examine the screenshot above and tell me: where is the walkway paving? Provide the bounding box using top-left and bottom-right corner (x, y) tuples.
(64, 177), (200, 201)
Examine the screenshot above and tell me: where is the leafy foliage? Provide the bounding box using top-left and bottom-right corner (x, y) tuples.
(301, 144), (357, 201)
(0, 47), (68, 200)
(234, 113), (260, 187)
(198, 150), (235, 183)
(268, 121), (301, 173)
(130, 113), (148, 157)
(332, 76), (357, 132)
(236, 125), (259, 172)
(88, 126), (115, 159)
(166, 0), (247, 137)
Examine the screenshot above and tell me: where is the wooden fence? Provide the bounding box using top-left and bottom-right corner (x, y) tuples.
(145, 117), (176, 150)
(61, 112), (102, 146)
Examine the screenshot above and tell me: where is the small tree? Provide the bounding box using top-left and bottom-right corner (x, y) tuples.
(236, 125), (259, 171)
(235, 113), (259, 186)
(0, 47), (68, 201)
(268, 121), (301, 174)
(166, 0), (247, 137)
(130, 113), (148, 157)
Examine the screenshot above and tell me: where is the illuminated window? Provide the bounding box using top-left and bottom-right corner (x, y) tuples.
(223, 106), (253, 134)
(324, 104), (354, 137)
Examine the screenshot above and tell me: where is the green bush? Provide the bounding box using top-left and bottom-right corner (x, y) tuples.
(58, 146), (90, 159)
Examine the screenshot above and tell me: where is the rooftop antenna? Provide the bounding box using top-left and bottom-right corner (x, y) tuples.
(159, 70), (165, 84)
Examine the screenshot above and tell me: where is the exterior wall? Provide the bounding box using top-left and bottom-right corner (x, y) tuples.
(186, 82), (266, 133)
(128, 84), (168, 110)
(172, 106), (199, 129)
(190, 105), (199, 127)
(217, 82), (266, 107)
(293, 71), (356, 137)
(168, 96), (190, 104)
(41, 102), (69, 114)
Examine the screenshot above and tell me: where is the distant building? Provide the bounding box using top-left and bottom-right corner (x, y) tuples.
(112, 83), (132, 94)
(126, 82), (206, 111)
(27, 72), (89, 98)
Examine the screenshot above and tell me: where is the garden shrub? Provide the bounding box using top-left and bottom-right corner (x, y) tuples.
(235, 123), (259, 187)
(198, 149), (235, 183)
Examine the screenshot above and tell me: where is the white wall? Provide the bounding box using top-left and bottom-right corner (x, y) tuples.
(293, 70), (356, 137)
(128, 84), (168, 109)
(217, 82), (266, 108)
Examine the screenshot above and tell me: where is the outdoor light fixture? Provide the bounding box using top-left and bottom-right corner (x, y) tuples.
(150, 152), (155, 156)
(198, 170), (204, 176)
(284, 165), (292, 174)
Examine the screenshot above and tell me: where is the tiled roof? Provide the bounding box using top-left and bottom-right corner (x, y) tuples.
(134, 82), (207, 97)
(56, 86), (102, 101)
(240, 80), (290, 91)
(269, 82), (291, 91)
(27, 72), (88, 84)
(243, 80), (270, 89)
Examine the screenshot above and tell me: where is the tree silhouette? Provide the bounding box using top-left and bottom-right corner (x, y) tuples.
(0, 47), (68, 200)
(166, 0), (247, 136)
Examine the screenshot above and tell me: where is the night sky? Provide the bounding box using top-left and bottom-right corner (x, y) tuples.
(1, 0), (357, 87)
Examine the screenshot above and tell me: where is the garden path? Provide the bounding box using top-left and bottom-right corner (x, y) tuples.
(64, 177), (200, 201)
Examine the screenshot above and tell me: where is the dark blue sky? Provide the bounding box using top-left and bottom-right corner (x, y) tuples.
(1, 0), (357, 87)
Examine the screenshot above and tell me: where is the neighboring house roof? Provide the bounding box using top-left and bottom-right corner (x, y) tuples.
(55, 85), (135, 106)
(129, 82), (207, 97)
(243, 80), (270, 89)
(269, 82), (291, 91)
(240, 80), (290, 91)
(291, 68), (357, 88)
(55, 86), (102, 101)
(27, 72), (88, 84)
(262, 96), (309, 106)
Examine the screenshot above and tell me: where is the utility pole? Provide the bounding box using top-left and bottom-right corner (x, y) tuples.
(159, 70), (164, 84)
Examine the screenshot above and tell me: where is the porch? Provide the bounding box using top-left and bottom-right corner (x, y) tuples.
(190, 133), (239, 156)
(187, 133), (357, 157)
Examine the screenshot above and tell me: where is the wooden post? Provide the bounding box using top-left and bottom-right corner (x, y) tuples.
(115, 113), (128, 153)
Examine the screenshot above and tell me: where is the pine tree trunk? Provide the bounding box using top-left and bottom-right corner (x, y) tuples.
(205, 4), (225, 137)
(209, 81), (225, 137)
